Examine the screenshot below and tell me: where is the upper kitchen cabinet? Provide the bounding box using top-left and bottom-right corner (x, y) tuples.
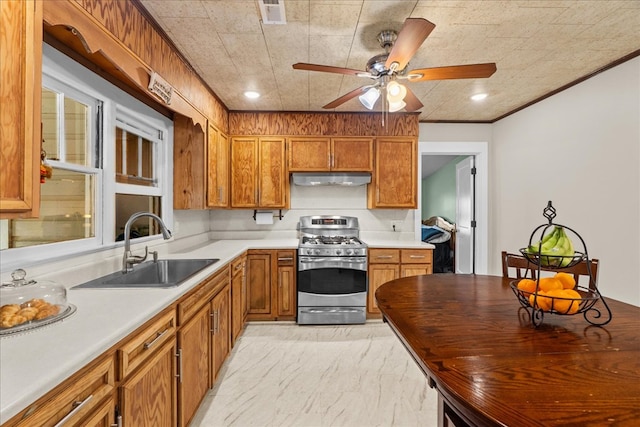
(0, 0), (42, 218)
(207, 124), (229, 208)
(288, 137), (373, 172)
(368, 137), (417, 209)
(174, 115), (206, 209)
(230, 136), (288, 208)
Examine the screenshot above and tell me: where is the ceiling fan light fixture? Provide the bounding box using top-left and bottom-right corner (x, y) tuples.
(387, 81), (407, 103)
(388, 99), (406, 112)
(359, 87), (380, 110)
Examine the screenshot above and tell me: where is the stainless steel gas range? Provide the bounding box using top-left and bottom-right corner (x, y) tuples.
(297, 215), (367, 325)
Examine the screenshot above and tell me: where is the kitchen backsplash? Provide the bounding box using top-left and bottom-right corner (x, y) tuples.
(207, 185), (417, 241)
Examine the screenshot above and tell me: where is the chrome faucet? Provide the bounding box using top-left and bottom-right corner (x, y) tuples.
(122, 212), (172, 273)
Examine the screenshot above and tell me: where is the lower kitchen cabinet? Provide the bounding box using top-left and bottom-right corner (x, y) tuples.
(247, 249), (296, 321)
(211, 283), (231, 381)
(120, 337), (177, 427)
(2, 354), (116, 427)
(367, 248), (433, 317)
(231, 252), (247, 346)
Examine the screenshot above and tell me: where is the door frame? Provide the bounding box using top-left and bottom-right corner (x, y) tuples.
(415, 141), (488, 275)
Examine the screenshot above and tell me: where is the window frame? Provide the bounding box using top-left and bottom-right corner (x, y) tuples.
(0, 43), (173, 271)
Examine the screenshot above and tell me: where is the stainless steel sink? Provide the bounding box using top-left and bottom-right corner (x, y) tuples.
(73, 259), (219, 289)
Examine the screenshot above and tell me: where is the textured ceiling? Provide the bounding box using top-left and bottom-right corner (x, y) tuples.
(139, 0), (640, 122)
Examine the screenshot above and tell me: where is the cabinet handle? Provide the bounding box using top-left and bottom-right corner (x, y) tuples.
(210, 311), (215, 333)
(376, 255), (393, 259)
(53, 394), (93, 427)
(409, 255), (425, 259)
(143, 329), (168, 350)
(327, 154), (331, 169)
(234, 263), (243, 271)
(175, 349), (183, 383)
(330, 153), (334, 169)
(278, 257), (293, 262)
(111, 415), (123, 427)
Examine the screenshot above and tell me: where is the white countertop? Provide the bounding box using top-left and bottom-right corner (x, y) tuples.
(0, 237), (430, 422)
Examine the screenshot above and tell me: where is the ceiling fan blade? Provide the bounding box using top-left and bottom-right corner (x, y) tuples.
(403, 86), (423, 112)
(408, 63), (497, 82)
(293, 63), (369, 77)
(323, 86), (369, 109)
(385, 18), (435, 72)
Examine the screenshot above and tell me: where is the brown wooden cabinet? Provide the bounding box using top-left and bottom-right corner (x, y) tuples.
(231, 253), (247, 346)
(2, 355), (116, 427)
(211, 284), (230, 381)
(207, 124), (229, 208)
(367, 247), (432, 317)
(174, 115), (206, 209)
(368, 137), (417, 208)
(0, 0), (42, 218)
(276, 250), (296, 319)
(288, 137), (373, 172)
(177, 304), (210, 427)
(247, 249), (296, 321)
(230, 136), (288, 208)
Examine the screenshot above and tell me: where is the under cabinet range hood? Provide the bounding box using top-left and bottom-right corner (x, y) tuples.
(292, 172), (371, 187)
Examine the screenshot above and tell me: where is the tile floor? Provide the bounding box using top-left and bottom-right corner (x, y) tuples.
(191, 321), (439, 427)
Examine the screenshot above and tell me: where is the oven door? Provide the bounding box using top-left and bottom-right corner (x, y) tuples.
(297, 256), (367, 296)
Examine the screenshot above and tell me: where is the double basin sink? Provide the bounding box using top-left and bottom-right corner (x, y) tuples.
(73, 258), (219, 289)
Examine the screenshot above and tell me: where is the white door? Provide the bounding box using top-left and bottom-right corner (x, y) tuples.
(455, 157), (474, 274)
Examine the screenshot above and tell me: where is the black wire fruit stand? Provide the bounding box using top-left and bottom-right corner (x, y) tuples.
(510, 201), (612, 327)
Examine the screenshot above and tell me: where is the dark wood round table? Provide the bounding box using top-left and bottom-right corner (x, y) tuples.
(375, 274), (640, 427)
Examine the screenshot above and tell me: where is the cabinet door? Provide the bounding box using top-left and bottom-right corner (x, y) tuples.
(78, 395), (116, 427)
(231, 256), (245, 346)
(174, 115), (206, 209)
(276, 250), (296, 318)
(121, 338), (177, 427)
(230, 136), (258, 207)
(288, 137), (331, 171)
(401, 264), (433, 277)
(207, 124), (229, 208)
(258, 137), (287, 208)
(211, 284), (230, 380)
(0, 0), (42, 218)
(367, 264), (399, 315)
(247, 252), (272, 317)
(331, 138), (373, 171)
(177, 305), (210, 427)
(369, 137), (417, 208)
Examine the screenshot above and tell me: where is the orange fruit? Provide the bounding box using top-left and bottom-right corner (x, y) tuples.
(555, 272), (576, 290)
(517, 279), (537, 295)
(529, 291), (551, 311)
(546, 289), (572, 313)
(561, 289), (582, 314)
(538, 277), (563, 292)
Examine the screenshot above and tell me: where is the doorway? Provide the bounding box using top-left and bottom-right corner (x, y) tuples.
(416, 141), (488, 275)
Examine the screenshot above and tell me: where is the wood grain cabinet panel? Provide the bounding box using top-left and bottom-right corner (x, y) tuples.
(3, 355), (115, 427)
(0, 0), (42, 218)
(211, 284), (230, 382)
(367, 263), (400, 316)
(276, 250), (296, 318)
(288, 137), (331, 171)
(174, 115), (206, 209)
(231, 254), (247, 346)
(288, 137), (373, 172)
(331, 138), (373, 171)
(207, 124), (229, 208)
(120, 338), (177, 427)
(247, 251), (272, 317)
(368, 137), (417, 208)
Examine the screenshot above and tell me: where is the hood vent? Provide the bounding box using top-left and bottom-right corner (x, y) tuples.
(292, 172), (371, 187)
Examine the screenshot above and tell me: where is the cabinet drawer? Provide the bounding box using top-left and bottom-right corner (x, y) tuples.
(401, 249), (433, 264)
(231, 256), (245, 277)
(276, 250), (295, 266)
(177, 266), (229, 324)
(118, 309), (176, 380)
(369, 249), (400, 264)
(9, 355), (115, 427)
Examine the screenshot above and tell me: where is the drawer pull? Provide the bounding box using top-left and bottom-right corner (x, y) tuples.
(409, 255), (425, 259)
(376, 255), (393, 259)
(278, 257), (293, 262)
(234, 264), (243, 271)
(143, 329), (168, 350)
(54, 394), (93, 427)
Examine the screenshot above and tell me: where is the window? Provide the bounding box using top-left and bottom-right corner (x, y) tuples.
(0, 44), (173, 268)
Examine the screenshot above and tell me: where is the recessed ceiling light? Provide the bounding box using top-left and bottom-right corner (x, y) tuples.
(471, 93), (488, 101)
(244, 91), (260, 99)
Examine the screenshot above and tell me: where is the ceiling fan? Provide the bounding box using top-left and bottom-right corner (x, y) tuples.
(293, 18), (497, 113)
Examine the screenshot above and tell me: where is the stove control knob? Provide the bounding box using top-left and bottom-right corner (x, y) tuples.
(346, 249), (353, 255)
(335, 249), (342, 255)
(314, 249), (321, 255)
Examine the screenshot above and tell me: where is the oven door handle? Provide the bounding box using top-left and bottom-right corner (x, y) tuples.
(298, 257), (367, 271)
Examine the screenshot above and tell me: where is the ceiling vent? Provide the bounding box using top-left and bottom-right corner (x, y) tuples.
(258, 0), (286, 25)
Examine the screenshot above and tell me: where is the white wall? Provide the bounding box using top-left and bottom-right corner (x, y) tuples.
(491, 57), (640, 306)
(208, 185), (415, 241)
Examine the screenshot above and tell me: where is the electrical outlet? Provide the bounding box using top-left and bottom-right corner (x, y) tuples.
(391, 221), (402, 232)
